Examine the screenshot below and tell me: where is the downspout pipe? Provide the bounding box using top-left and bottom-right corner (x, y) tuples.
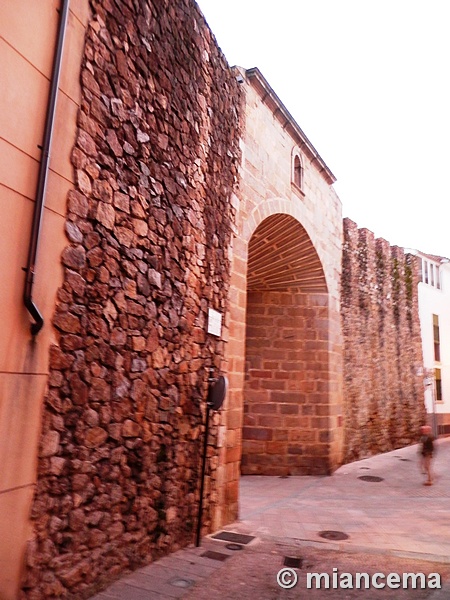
(23, 0), (70, 336)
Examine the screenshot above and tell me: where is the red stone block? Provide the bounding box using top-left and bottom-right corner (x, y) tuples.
(242, 427), (272, 441)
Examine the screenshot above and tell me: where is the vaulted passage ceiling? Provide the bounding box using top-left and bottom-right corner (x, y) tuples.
(246, 213), (327, 292)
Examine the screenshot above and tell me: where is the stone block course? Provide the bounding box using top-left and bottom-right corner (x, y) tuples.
(242, 290), (333, 475)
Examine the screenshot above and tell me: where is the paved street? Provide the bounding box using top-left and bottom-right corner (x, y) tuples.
(91, 438), (450, 599)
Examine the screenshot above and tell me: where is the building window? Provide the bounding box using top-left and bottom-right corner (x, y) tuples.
(291, 150), (304, 193)
(417, 258), (423, 282)
(435, 368), (442, 401)
(421, 258), (441, 289)
(293, 156), (302, 188)
(433, 314), (440, 362)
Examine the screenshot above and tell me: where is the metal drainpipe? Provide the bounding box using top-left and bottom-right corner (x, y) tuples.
(23, 0), (70, 336)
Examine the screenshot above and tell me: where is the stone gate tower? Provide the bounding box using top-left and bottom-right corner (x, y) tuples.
(217, 67), (344, 526)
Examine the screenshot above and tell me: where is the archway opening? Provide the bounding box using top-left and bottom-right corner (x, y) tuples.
(242, 213), (330, 476)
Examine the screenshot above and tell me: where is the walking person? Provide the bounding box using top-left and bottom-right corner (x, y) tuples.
(419, 425), (435, 486)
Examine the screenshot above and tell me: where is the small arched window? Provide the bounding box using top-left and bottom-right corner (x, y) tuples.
(293, 155), (302, 188)
(292, 150), (304, 194)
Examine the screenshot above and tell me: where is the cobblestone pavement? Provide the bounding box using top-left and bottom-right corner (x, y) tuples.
(91, 438), (450, 599)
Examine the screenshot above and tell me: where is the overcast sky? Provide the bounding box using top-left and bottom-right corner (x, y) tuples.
(196, 0), (450, 258)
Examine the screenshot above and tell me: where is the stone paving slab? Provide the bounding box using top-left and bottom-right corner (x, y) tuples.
(90, 542), (237, 599)
(91, 438), (450, 598)
(230, 438), (450, 562)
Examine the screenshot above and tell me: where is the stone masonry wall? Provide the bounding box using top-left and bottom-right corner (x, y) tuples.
(342, 218), (425, 462)
(22, 1), (242, 597)
(243, 290), (330, 475)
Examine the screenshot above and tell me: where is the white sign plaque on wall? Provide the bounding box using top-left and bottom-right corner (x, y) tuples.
(207, 308), (222, 337)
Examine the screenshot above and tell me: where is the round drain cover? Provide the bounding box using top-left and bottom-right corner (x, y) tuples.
(226, 543), (243, 551)
(169, 577), (194, 589)
(319, 530), (349, 541)
(358, 475), (384, 482)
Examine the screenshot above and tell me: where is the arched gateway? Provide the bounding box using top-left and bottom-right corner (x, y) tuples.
(215, 68), (344, 528)
(243, 213), (330, 476)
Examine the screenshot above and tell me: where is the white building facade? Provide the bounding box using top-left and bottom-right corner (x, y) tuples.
(410, 250), (450, 435)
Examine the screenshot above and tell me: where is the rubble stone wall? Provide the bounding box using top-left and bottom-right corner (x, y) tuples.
(22, 0), (242, 597)
(342, 218), (426, 462)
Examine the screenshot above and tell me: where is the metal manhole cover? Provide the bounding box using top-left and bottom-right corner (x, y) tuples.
(211, 532), (255, 545)
(399, 458), (411, 462)
(201, 550), (229, 561)
(358, 475), (384, 482)
(319, 530), (349, 541)
(169, 577), (195, 589)
(225, 543), (243, 551)
(284, 556), (303, 569)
